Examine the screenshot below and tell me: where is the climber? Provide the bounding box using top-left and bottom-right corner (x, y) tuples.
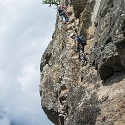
(70, 33), (87, 66)
(57, 5), (68, 24)
(59, 114), (65, 125)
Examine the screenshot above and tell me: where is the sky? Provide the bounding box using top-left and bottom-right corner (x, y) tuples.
(0, 0), (56, 125)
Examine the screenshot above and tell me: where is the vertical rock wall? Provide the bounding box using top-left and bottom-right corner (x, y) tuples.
(40, 0), (125, 125)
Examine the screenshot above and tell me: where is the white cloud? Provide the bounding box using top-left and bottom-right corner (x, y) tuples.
(0, 117), (10, 125)
(0, 107), (10, 125)
(0, 0), (56, 124)
(17, 65), (38, 92)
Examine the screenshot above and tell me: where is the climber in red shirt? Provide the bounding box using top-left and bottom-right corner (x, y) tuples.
(57, 5), (68, 23)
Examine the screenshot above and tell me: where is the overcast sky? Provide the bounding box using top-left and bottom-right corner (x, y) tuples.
(0, 0), (56, 125)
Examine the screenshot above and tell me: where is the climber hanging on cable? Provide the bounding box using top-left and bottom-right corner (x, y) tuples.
(57, 5), (68, 24)
(70, 33), (87, 66)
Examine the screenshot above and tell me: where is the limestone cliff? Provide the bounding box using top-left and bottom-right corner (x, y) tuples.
(40, 0), (125, 125)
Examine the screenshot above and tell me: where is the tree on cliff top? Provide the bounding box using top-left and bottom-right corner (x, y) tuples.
(42, 0), (60, 6)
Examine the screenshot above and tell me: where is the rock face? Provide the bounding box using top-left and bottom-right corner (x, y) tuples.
(40, 0), (125, 125)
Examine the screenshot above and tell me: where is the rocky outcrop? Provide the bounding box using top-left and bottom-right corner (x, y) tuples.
(40, 0), (125, 125)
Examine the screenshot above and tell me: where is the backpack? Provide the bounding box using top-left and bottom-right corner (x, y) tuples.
(78, 36), (87, 46)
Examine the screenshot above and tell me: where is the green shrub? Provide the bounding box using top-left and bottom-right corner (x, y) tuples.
(42, 0), (60, 7)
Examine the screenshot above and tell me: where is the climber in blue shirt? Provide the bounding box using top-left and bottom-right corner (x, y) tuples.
(70, 33), (87, 66)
